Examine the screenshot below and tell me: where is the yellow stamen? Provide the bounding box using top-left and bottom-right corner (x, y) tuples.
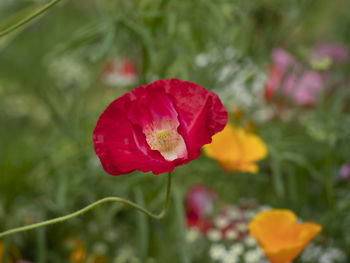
(156, 129), (170, 140)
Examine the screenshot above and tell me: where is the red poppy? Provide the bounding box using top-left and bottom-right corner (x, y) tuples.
(93, 79), (228, 175)
(185, 185), (218, 233)
(264, 64), (283, 101)
(102, 58), (137, 87)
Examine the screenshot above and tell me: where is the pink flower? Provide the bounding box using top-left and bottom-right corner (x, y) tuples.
(292, 71), (323, 105)
(185, 185), (218, 233)
(339, 163), (350, 180)
(264, 48), (298, 101)
(311, 43), (348, 64)
(271, 48), (298, 71)
(93, 79), (228, 175)
(186, 185), (218, 216)
(265, 48), (323, 106)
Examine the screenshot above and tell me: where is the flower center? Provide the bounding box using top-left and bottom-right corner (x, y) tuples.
(154, 129), (177, 152)
(144, 119), (187, 161)
(156, 129), (170, 141)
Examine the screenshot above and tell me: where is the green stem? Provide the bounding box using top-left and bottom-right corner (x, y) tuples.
(325, 143), (334, 208)
(271, 157), (284, 200)
(0, 172), (172, 239)
(0, 0), (62, 38)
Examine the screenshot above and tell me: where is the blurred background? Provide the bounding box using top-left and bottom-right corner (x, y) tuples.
(0, 0), (350, 262)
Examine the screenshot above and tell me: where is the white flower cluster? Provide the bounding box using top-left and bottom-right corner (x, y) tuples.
(113, 246), (155, 263)
(195, 48), (267, 109)
(301, 243), (347, 263)
(2, 93), (50, 126)
(209, 239), (268, 263)
(45, 54), (89, 90)
(113, 246), (141, 263)
(186, 200), (272, 263)
(195, 48), (274, 122)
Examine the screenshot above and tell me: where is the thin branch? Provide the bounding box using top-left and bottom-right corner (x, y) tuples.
(0, 0), (62, 38)
(0, 172), (172, 238)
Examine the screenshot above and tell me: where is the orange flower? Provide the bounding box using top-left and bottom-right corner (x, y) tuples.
(0, 241), (4, 262)
(248, 209), (322, 263)
(231, 107), (244, 122)
(0, 241), (22, 262)
(69, 237), (86, 263)
(91, 255), (107, 263)
(203, 123), (267, 173)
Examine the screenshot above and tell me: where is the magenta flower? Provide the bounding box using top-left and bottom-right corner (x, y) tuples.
(265, 48), (298, 101)
(311, 43), (348, 64)
(291, 70), (323, 105)
(272, 48), (298, 71)
(339, 163), (350, 180)
(265, 48), (323, 106)
(93, 79), (228, 175)
(186, 185), (218, 216)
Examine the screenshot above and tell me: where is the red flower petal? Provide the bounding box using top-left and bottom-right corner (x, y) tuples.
(93, 79), (227, 175)
(163, 79), (228, 160)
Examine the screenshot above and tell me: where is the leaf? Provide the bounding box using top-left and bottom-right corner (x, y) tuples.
(118, 15), (155, 81)
(268, 147), (285, 200)
(36, 227), (47, 263)
(90, 20), (116, 62)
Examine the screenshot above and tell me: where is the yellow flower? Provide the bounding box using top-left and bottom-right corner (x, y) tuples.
(203, 123), (267, 173)
(248, 209), (322, 263)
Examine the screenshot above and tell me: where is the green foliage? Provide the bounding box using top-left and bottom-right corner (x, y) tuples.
(0, 0), (350, 262)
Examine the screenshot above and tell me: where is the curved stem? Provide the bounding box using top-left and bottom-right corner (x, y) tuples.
(0, 172), (172, 238)
(0, 0), (62, 38)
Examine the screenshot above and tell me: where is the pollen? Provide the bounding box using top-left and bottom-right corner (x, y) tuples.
(144, 119), (188, 161)
(149, 128), (179, 155)
(156, 129), (170, 141)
